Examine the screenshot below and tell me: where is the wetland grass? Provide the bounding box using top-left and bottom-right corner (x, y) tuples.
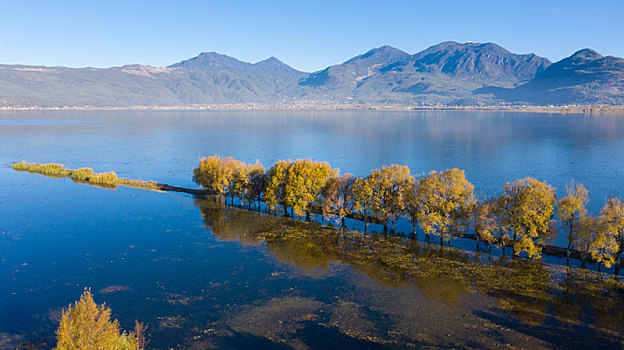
(12, 161), (159, 191)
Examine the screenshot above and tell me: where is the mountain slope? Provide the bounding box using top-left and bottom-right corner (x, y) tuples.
(409, 41), (552, 82)
(323, 42), (552, 104)
(297, 45), (411, 89)
(0, 53), (306, 107)
(479, 49), (624, 104)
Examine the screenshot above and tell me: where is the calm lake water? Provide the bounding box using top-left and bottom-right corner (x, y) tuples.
(1, 110), (624, 349)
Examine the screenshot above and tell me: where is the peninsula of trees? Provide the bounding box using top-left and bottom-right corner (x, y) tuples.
(192, 155), (624, 273)
(12, 158), (624, 274)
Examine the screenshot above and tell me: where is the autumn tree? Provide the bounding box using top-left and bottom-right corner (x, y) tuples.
(322, 173), (356, 228)
(367, 165), (414, 233)
(244, 161), (266, 210)
(498, 178), (557, 259)
(557, 180), (589, 263)
(598, 197), (624, 275)
(416, 169), (475, 245)
(471, 196), (499, 253)
(284, 159), (337, 221)
(226, 158), (249, 206)
(352, 176), (374, 232)
(55, 288), (143, 350)
(264, 160), (291, 216)
(575, 215), (601, 268)
(193, 155), (234, 203)
(404, 180), (421, 238)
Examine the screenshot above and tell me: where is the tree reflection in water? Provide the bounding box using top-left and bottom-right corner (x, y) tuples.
(194, 197), (624, 347)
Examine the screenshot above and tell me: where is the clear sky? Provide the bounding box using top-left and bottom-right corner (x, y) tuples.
(1, 0), (622, 72)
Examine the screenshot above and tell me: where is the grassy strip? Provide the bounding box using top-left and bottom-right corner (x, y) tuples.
(12, 161), (160, 191)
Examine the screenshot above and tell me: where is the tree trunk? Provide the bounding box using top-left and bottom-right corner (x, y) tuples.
(383, 222), (388, 234)
(412, 223), (417, 239)
(615, 251), (623, 277)
(305, 211), (311, 222)
(440, 236), (444, 246)
(598, 263), (602, 281)
(364, 221), (368, 233)
(567, 221), (573, 259)
(341, 217), (346, 228)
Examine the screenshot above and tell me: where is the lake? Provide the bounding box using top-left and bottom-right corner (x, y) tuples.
(1, 110), (624, 349)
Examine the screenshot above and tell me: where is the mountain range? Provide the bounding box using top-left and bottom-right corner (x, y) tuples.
(0, 41), (622, 107)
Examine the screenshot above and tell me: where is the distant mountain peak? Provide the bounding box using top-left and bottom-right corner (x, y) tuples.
(255, 56), (286, 67)
(348, 45), (410, 63)
(168, 51), (245, 69)
(567, 48), (603, 62)
(409, 41), (551, 82)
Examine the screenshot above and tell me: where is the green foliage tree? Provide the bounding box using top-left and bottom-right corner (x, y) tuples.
(366, 165), (414, 233)
(322, 173), (356, 228)
(557, 180), (589, 262)
(264, 160), (292, 216)
(416, 169), (475, 245)
(55, 289), (143, 350)
(498, 177), (557, 258)
(284, 159), (337, 221)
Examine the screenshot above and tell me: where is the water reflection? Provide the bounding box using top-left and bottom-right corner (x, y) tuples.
(195, 197), (624, 348)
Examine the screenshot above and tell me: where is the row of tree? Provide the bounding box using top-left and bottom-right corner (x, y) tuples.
(193, 156), (624, 271)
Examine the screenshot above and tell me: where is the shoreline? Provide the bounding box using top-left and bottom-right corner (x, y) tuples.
(1, 105), (623, 114)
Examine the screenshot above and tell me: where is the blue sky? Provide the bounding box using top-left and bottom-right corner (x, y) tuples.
(0, 0), (622, 72)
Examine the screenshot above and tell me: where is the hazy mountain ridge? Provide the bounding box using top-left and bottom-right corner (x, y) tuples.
(0, 42), (621, 107)
(477, 49), (624, 105)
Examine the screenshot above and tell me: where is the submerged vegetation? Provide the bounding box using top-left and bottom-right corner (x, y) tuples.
(195, 197), (624, 346)
(55, 289), (146, 350)
(193, 155), (624, 273)
(12, 161), (160, 190)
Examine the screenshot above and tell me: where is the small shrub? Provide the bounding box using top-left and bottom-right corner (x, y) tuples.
(55, 288), (143, 350)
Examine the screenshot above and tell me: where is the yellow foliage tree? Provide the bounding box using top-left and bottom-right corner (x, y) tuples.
(322, 173), (356, 228)
(499, 177), (557, 259)
(55, 289), (142, 350)
(264, 160), (292, 215)
(284, 159), (337, 221)
(193, 155), (235, 203)
(366, 165), (414, 233)
(416, 169), (475, 245)
(471, 196), (500, 253)
(226, 159), (249, 205)
(244, 161), (266, 210)
(557, 180), (588, 262)
(598, 198), (624, 273)
(352, 176), (374, 232)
